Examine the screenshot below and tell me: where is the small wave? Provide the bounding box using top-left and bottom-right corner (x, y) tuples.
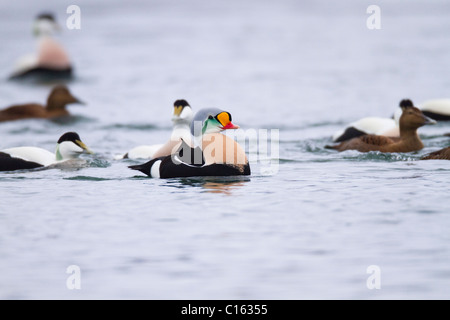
(101, 123), (166, 131)
(64, 176), (112, 181)
(1, 116), (96, 134)
(340, 151), (420, 162)
(86, 158), (112, 168)
(267, 121), (346, 131)
(49, 115), (97, 125)
(282, 138), (334, 153)
(278, 158), (301, 164)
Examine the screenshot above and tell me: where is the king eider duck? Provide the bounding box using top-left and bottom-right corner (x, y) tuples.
(129, 108), (251, 178)
(326, 99), (436, 153)
(9, 13), (73, 82)
(332, 107), (402, 142)
(117, 99), (194, 160)
(0, 132), (92, 172)
(419, 99), (450, 121)
(0, 85), (83, 122)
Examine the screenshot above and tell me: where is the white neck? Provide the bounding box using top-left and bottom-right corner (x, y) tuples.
(171, 124), (192, 145)
(172, 121), (190, 130)
(34, 19), (58, 37)
(55, 142), (83, 161)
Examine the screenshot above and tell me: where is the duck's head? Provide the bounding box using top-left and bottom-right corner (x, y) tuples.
(399, 99), (437, 131)
(33, 13), (60, 37)
(172, 99), (193, 125)
(190, 108), (240, 137)
(55, 132), (93, 161)
(47, 85), (84, 111)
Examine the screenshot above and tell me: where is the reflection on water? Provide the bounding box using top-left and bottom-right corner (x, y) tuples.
(166, 176), (250, 195)
(201, 180), (247, 195)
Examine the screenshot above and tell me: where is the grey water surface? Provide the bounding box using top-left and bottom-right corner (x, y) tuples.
(0, 0), (449, 299)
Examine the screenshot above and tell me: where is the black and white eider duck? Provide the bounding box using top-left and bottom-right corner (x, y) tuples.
(0, 85), (83, 122)
(419, 99), (450, 121)
(332, 107), (402, 142)
(9, 13), (73, 82)
(116, 99), (194, 160)
(0, 132), (92, 172)
(129, 108), (251, 178)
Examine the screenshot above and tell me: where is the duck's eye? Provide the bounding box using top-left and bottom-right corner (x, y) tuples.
(208, 115), (214, 120)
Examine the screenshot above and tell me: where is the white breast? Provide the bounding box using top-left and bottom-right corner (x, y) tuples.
(12, 54), (39, 75)
(2, 147), (56, 167)
(37, 37), (71, 69)
(201, 133), (248, 166)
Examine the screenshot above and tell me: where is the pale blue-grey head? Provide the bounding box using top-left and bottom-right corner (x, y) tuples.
(190, 108), (239, 137)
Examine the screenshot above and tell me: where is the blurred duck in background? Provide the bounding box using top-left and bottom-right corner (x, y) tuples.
(326, 99), (436, 153)
(0, 132), (92, 172)
(419, 99), (450, 121)
(332, 98), (450, 142)
(116, 99), (194, 160)
(9, 13), (73, 82)
(0, 85), (83, 122)
(422, 132), (450, 160)
(332, 107), (402, 143)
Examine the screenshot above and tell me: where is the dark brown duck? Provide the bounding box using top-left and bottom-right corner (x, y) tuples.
(326, 99), (436, 153)
(421, 147), (450, 160)
(0, 85), (83, 122)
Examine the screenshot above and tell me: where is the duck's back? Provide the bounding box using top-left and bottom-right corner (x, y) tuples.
(1, 147), (55, 166)
(332, 134), (396, 152)
(332, 133), (425, 153)
(0, 104), (47, 121)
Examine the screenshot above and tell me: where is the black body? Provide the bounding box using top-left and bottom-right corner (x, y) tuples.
(0, 152), (43, 172)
